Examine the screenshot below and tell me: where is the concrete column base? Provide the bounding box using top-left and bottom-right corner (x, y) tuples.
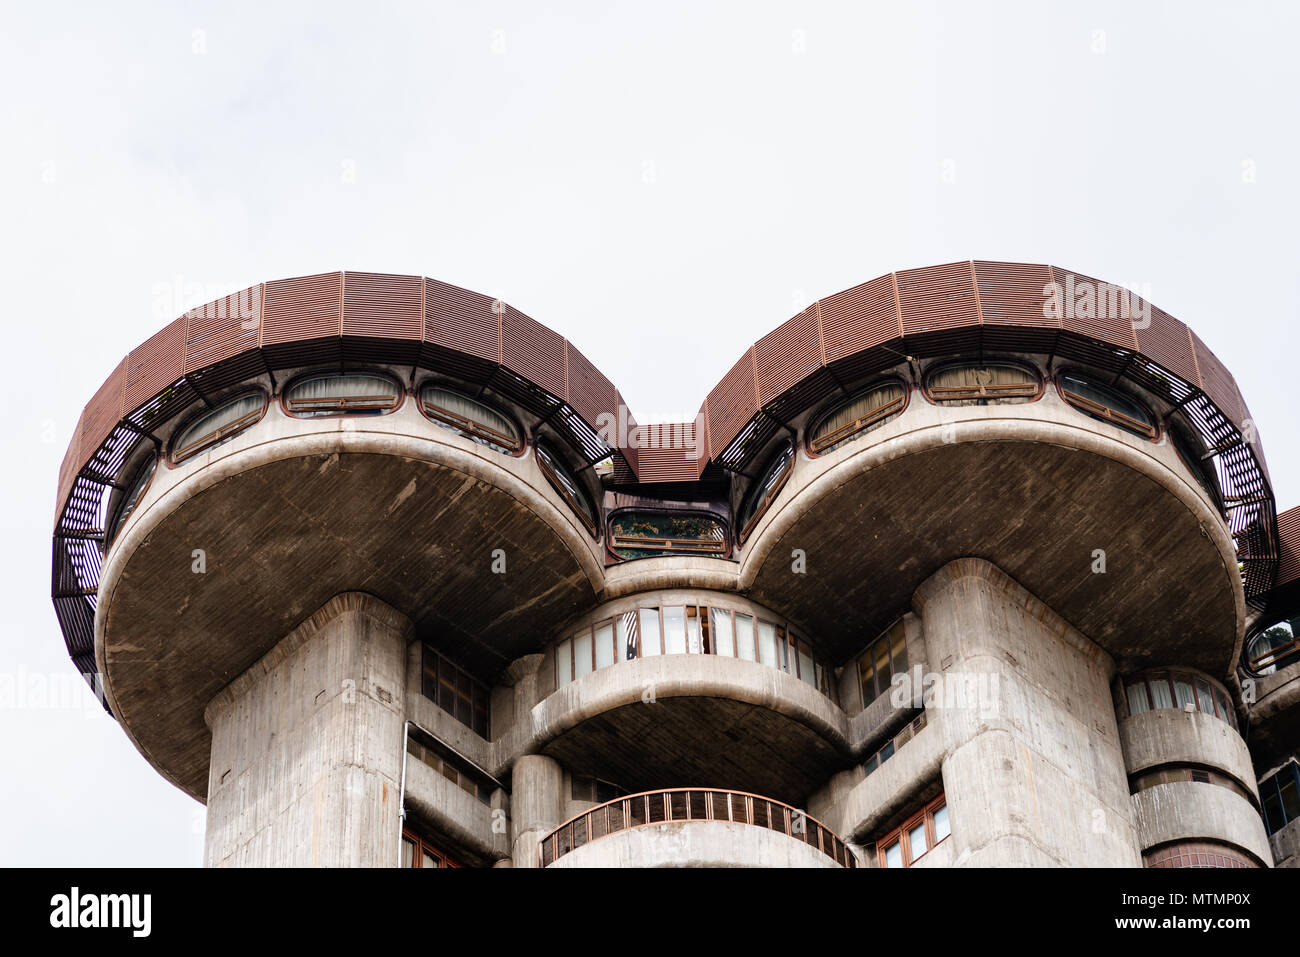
(511, 753), (564, 867)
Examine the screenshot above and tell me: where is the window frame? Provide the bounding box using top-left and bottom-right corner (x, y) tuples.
(1121, 669), (1238, 730)
(420, 643), (490, 739)
(1055, 369), (1159, 440)
(857, 619), (910, 710)
(167, 389), (269, 467)
(806, 376), (910, 457)
(535, 442), (599, 537)
(279, 368), (405, 420)
(605, 506), (731, 562)
(416, 380), (526, 456)
(401, 827), (463, 869)
(922, 358), (1043, 407)
(875, 793), (949, 868)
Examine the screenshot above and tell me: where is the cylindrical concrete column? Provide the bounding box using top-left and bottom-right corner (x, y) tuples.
(913, 559), (1141, 867)
(203, 592), (412, 867)
(511, 754), (564, 868)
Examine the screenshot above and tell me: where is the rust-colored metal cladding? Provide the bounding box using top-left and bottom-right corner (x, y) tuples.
(49, 261), (1280, 708)
(632, 428), (707, 484)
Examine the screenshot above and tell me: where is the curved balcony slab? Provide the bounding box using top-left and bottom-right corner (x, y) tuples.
(549, 819), (843, 868)
(1131, 781), (1272, 865)
(1119, 708), (1257, 798)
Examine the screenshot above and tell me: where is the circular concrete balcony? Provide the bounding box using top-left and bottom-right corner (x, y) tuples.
(540, 788), (856, 868)
(95, 400), (604, 799)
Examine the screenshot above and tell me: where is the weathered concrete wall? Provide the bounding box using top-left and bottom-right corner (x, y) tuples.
(1270, 815), (1300, 868)
(203, 593), (409, 867)
(402, 756), (507, 864)
(548, 820), (841, 868)
(1131, 782), (1272, 865)
(914, 559), (1141, 867)
(1119, 708), (1257, 798)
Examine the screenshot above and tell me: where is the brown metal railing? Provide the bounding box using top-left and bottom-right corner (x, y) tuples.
(538, 787), (856, 868)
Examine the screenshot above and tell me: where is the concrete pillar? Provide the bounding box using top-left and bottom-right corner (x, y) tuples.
(511, 753), (564, 868)
(203, 592), (411, 867)
(913, 559), (1141, 867)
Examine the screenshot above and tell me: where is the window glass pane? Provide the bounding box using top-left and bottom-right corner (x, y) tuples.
(594, 620), (615, 670)
(556, 639), (573, 686)
(929, 363), (1037, 406)
(1173, 678), (1196, 710)
(174, 393), (263, 460)
(883, 842), (902, 869)
(108, 454), (155, 543)
(711, 608), (735, 657)
(739, 445), (792, 535)
(1263, 787), (1285, 834)
(756, 621), (778, 667)
(1213, 687), (1231, 722)
(1126, 682), (1150, 715)
(422, 850), (438, 869)
(889, 622), (908, 677)
(662, 606), (687, 655)
(908, 823), (927, 861)
(609, 511), (729, 560)
(811, 382), (905, 453)
(638, 608), (662, 656)
(932, 804), (951, 842)
(863, 753), (878, 776)
(878, 740), (894, 764)
(574, 630), (593, 678)
(1148, 674), (1173, 710)
(734, 614), (756, 661)
(797, 642), (815, 686)
(873, 639), (892, 700)
(685, 607), (702, 654)
(402, 838), (415, 868)
(1195, 680), (1216, 716)
(1280, 774), (1300, 826)
(287, 373), (399, 416)
(1060, 373), (1154, 435)
(859, 654), (876, 706)
(536, 445), (596, 529)
(420, 386), (520, 453)
(616, 613), (635, 662)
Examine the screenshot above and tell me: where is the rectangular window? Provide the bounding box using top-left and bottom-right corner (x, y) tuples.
(662, 606), (687, 654)
(685, 607), (702, 654)
(1126, 681), (1150, 716)
(594, 619), (615, 671)
(757, 620), (778, 667)
(735, 613), (756, 661)
(874, 794), (949, 868)
(1148, 674), (1174, 710)
(711, 608), (735, 657)
(574, 629), (593, 679)
(616, 612), (636, 662)
(1195, 680), (1217, 717)
(421, 644), (490, 738)
(797, 640), (815, 687)
(1173, 678), (1196, 710)
(639, 608), (662, 656)
(557, 638), (573, 686)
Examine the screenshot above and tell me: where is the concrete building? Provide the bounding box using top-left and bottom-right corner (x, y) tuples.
(49, 262), (1300, 868)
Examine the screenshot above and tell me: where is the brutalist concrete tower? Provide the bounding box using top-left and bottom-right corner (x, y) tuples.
(51, 263), (1300, 868)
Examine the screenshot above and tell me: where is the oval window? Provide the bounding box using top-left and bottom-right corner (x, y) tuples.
(536, 443), (598, 535)
(608, 510), (729, 560)
(738, 444), (793, 541)
(107, 452), (157, 546)
(284, 372), (401, 418)
(1058, 373), (1157, 439)
(810, 381), (906, 454)
(172, 393), (265, 464)
(927, 362), (1039, 406)
(420, 386), (522, 454)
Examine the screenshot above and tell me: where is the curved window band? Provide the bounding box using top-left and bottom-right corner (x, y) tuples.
(739, 445), (793, 541)
(1059, 373), (1157, 439)
(537, 444), (598, 535)
(927, 363), (1039, 405)
(107, 453), (157, 545)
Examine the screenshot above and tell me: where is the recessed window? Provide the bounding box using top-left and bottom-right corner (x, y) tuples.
(608, 510), (729, 560)
(875, 794), (949, 868)
(1058, 372), (1157, 439)
(1260, 762), (1300, 836)
(809, 381), (907, 454)
(857, 620), (909, 709)
(420, 385), (522, 454)
(738, 443), (793, 541)
(401, 827), (463, 868)
(283, 372), (401, 417)
(106, 451), (157, 545)
(536, 443), (598, 535)
(1248, 617), (1299, 675)
(420, 644), (489, 738)
(171, 392), (265, 464)
(926, 361), (1039, 406)
(1122, 669), (1238, 730)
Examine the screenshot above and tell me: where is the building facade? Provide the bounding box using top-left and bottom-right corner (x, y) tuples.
(50, 262), (1300, 868)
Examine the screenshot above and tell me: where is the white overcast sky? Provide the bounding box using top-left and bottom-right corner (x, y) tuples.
(2, 2), (1297, 866)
